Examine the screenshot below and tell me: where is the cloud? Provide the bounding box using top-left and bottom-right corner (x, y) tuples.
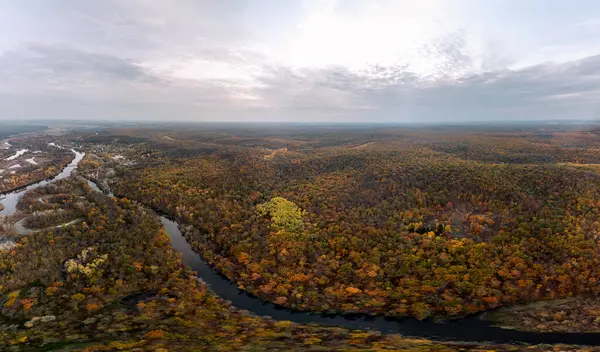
(248, 54), (600, 121)
(0, 43), (154, 83)
(573, 18), (600, 29)
(1, 1), (600, 122)
(1, 40), (600, 122)
(0, 43), (267, 120)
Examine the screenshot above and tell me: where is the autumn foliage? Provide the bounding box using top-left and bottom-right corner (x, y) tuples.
(109, 127), (600, 320)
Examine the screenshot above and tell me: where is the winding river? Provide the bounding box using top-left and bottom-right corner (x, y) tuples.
(0, 150), (84, 215)
(3, 149), (600, 345)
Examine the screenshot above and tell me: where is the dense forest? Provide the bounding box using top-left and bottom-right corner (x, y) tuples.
(1, 177), (561, 351)
(3, 125), (600, 350)
(2, 178), (395, 350)
(93, 126), (600, 323)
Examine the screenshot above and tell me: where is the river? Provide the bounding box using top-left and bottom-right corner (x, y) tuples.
(2, 149), (600, 345)
(159, 215), (600, 345)
(0, 150), (84, 215)
(4, 149), (28, 161)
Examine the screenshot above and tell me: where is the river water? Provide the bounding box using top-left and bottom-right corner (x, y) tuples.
(4, 149), (28, 161)
(0, 150), (84, 215)
(3, 150), (600, 345)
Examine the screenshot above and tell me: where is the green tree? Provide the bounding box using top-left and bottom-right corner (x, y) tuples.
(257, 197), (306, 232)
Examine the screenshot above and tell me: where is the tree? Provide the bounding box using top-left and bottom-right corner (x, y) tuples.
(256, 197), (306, 232)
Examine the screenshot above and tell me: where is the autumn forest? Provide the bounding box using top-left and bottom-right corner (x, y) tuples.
(3, 122), (600, 350)
(111, 125), (600, 320)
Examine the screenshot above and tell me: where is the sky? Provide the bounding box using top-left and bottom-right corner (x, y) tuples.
(1, 0), (600, 123)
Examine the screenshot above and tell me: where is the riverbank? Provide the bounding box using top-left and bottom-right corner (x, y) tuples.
(485, 297), (600, 333)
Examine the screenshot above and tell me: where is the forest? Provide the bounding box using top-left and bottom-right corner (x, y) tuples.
(0, 176), (564, 351)
(3, 124), (600, 350)
(91, 124), (600, 325)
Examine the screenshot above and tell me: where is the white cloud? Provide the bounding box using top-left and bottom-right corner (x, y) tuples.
(1, 0), (600, 122)
(279, 0), (461, 72)
(573, 18), (600, 29)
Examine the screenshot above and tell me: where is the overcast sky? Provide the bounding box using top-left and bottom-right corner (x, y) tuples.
(1, 0), (600, 122)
